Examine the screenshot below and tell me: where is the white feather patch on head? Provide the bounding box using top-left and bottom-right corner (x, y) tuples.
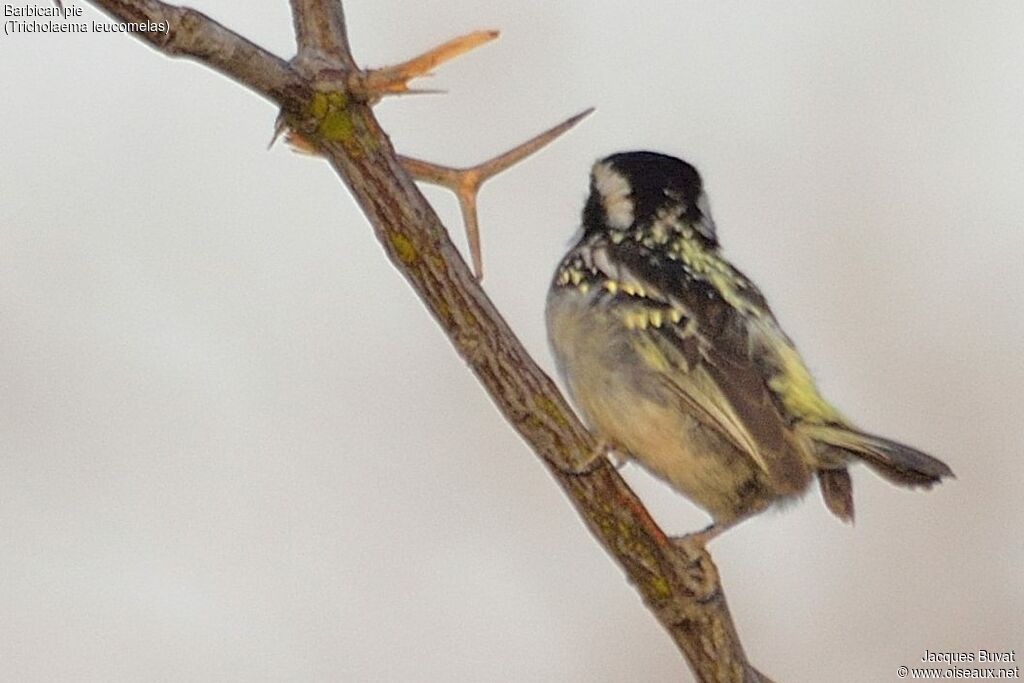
(591, 161), (634, 229)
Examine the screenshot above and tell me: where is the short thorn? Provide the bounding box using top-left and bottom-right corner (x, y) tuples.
(359, 30), (500, 101)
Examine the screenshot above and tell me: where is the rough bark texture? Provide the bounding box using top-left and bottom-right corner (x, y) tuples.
(84, 1), (774, 680)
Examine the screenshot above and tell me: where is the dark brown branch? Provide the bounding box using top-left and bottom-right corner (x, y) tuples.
(88, 0), (306, 106)
(80, 2), (772, 680)
(288, 0), (354, 68)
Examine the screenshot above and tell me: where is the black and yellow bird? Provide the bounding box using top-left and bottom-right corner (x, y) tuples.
(545, 151), (953, 543)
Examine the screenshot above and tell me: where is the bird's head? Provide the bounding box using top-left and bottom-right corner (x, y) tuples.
(582, 151), (717, 246)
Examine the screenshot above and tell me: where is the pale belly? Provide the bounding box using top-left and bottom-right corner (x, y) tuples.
(546, 287), (792, 522)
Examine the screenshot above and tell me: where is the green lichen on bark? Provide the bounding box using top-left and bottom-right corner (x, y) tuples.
(308, 91), (354, 141)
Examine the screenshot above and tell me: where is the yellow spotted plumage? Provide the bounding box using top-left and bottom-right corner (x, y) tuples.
(546, 151), (953, 541)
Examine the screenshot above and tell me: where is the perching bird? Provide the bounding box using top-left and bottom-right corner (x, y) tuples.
(545, 151), (953, 543)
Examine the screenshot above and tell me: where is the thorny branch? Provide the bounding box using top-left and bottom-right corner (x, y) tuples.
(83, 1), (773, 680)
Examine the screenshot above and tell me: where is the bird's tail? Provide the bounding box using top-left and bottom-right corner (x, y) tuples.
(805, 423), (954, 489)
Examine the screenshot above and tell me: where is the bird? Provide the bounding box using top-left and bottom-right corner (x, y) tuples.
(545, 151), (953, 544)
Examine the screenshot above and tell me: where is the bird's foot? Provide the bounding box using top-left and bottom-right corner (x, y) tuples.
(607, 449), (630, 471)
(671, 523), (726, 555)
(560, 438), (617, 475)
(670, 515), (751, 554)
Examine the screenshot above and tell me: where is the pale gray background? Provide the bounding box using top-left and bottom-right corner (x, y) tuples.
(2, 2), (1022, 681)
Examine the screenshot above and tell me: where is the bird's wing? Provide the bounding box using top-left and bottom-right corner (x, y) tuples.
(587, 240), (809, 491)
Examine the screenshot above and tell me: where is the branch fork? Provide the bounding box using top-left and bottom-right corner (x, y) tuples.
(283, 29), (590, 280)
